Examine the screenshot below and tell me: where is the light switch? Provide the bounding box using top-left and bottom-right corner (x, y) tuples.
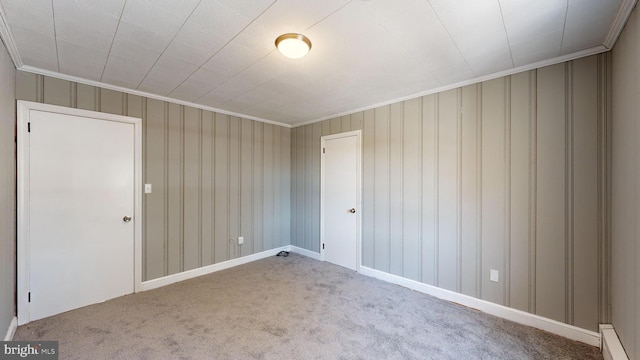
(238, 236), (244, 245)
(144, 184), (152, 194)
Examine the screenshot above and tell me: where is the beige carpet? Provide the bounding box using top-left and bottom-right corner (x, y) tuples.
(14, 253), (602, 359)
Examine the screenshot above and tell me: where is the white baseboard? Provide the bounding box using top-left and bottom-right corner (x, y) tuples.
(3, 316), (17, 341)
(600, 324), (629, 360)
(140, 246), (290, 292)
(288, 246), (321, 260)
(358, 266), (601, 347)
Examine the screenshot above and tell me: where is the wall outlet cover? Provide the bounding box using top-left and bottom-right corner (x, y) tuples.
(490, 269), (499, 283)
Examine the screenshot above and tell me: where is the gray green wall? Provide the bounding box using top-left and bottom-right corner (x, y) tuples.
(0, 37), (16, 337)
(291, 54), (610, 332)
(16, 72), (291, 282)
(611, 3), (640, 359)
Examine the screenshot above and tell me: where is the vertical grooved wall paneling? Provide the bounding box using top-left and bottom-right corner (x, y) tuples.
(229, 117), (240, 259)
(253, 122), (264, 254)
(362, 109), (375, 268)
(201, 111), (214, 266)
(0, 42), (16, 341)
(461, 84), (479, 298)
(167, 103), (183, 274)
(481, 78), (507, 305)
(263, 124), (274, 251)
(402, 98), (421, 281)
(389, 103), (403, 276)
(281, 127), (292, 247)
(290, 54), (609, 332)
(571, 56), (599, 331)
(610, 4), (638, 357)
(184, 107), (201, 270)
(145, 99), (166, 280)
(310, 123), (321, 252)
(509, 72), (532, 312)
(274, 126), (281, 249)
(374, 106), (391, 273)
(241, 119), (253, 258)
(16, 71), (291, 281)
(438, 89), (459, 291)
(536, 64), (567, 323)
(304, 124), (313, 251)
(422, 95), (437, 285)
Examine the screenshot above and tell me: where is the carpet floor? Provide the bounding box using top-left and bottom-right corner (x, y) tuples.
(14, 253), (602, 359)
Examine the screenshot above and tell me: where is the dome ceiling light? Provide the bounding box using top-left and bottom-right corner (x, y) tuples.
(275, 33), (312, 59)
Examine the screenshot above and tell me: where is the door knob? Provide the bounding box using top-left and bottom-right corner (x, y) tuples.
(349, 208), (356, 213)
(123, 216), (132, 223)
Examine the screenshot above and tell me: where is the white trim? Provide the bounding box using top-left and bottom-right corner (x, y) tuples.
(0, 2), (22, 68)
(3, 316), (17, 341)
(1, 0), (630, 129)
(292, 45), (610, 128)
(600, 324), (630, 360)
(140, 246), (290, 291)
(17, 65), (291, 128)
(289, 246), (322, 261)
(358, 266), (601, 347)
(10, 44), (612, 131)
(320, 130), (362, 271)
(603, 0), (638, 49)
(17, 100), (143, 325)
(9, 44), (615, 130)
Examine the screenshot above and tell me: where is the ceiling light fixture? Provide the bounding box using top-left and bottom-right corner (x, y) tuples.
(275, 33), (312, 59)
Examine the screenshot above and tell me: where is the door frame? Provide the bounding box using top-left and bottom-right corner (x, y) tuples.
(320, 130), (362, 271)
(16, 100), (143, 324)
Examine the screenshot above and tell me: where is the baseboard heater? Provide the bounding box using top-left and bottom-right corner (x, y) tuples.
(600, 324), (629, 360)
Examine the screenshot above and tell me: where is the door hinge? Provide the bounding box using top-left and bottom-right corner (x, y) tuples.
(27, 122), (30, 132)
(322, 148), (325, 154)
(28, 292), (31, 302)
(322, 243), (325, 250)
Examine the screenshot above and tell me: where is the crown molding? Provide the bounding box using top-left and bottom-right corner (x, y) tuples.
(292, 45), (610, 128)
(0, 2), (290, 127)
(18, 65), (292, 128)
(604, 0), (637, 49)
(3, 0), (633, 129)
(0, 2), (23, 68)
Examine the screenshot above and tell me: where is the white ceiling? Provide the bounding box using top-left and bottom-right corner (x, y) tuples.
(0, 0), (635, 126)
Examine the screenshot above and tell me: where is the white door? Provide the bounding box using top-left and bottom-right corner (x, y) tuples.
(22, 107), (136, 323)
(321, 131), (361, 271)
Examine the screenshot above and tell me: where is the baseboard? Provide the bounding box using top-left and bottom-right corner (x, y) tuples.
(600, 324), (629, 360)
(288, 246), (321, 260)
(3, 316), (17, 341)
(140, 246), (290, 292)
(358, 266), (601, 347)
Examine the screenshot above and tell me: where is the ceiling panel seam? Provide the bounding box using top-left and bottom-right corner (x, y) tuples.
(51, 0), (60, 72)
(99, 0), (127, 81)
(177, 1), (278, 100)
(425, 0), (474, 76)
(134, 0), (203, 89)
(496, 0), (515, 68)
(559, 0), (569, 55)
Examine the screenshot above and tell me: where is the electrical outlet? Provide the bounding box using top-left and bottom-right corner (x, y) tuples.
(144, 184), (152, 193)
(490, 269), (499, 283)
(238, 236), (244, 245)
